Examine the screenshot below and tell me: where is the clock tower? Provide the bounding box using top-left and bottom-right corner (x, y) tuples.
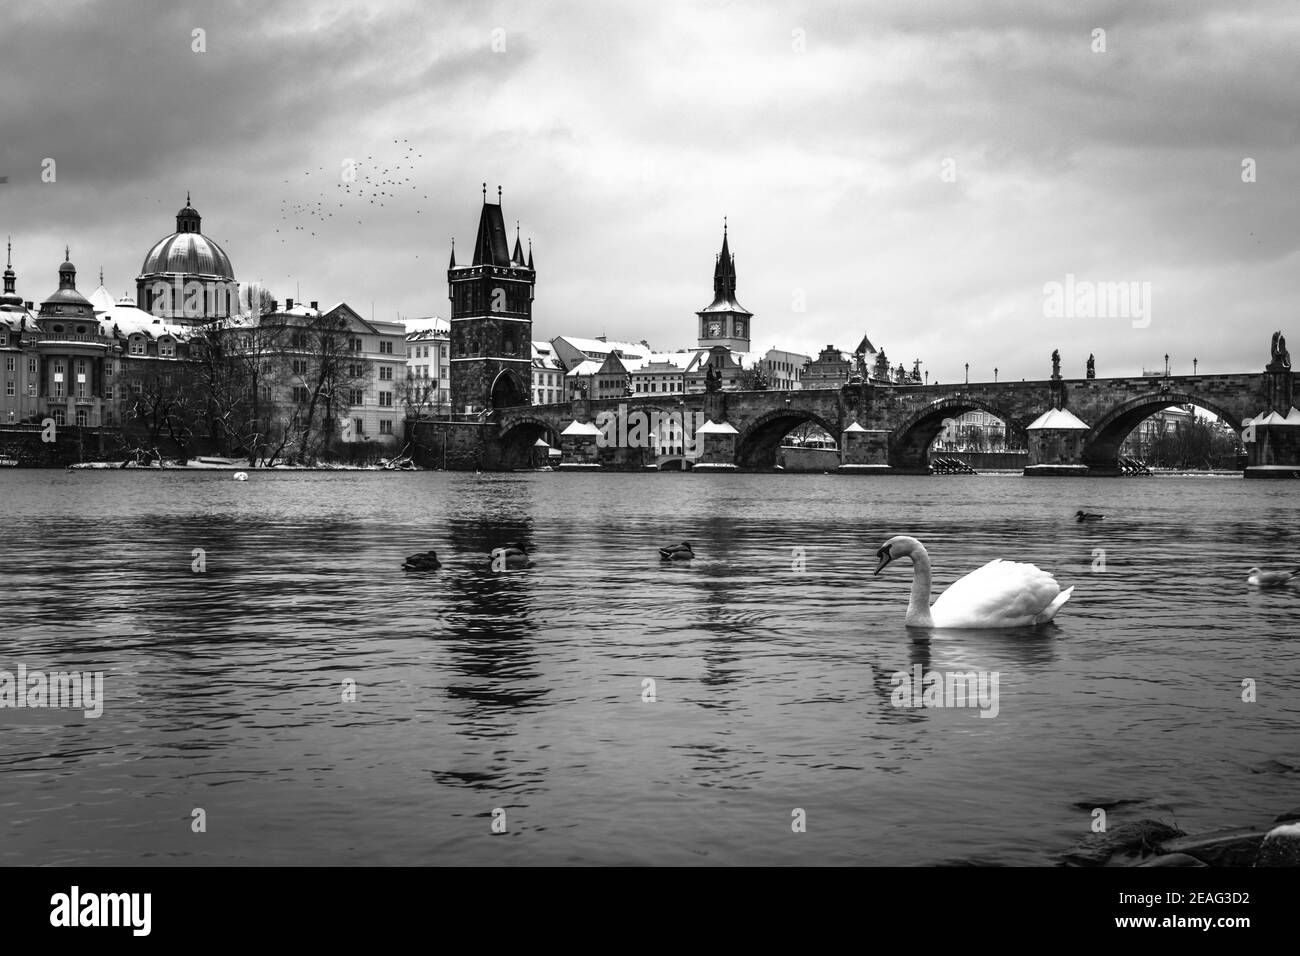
(448, 185), (535, 413)
(696, 221), (752, 352)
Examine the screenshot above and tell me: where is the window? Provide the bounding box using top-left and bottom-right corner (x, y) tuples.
(53, 324), (64, 333)
(159, 339), (174, 357)
(291, 332), (308, 348)
(104, 386), (113, 400)
(261, 362), (273, 375)
(349, 388), (364, 405)
(76, 325), (86, 334)
(379, 366), (393, 380)
(27, 383), (35, 396)
(130, 338), (145, 355)
(28, 357), (37, 374)
(0, 335), (5, 347)
(349, 338), (362, 352)
(4, 357), (12, 371)
(348, 363), (364, 378)
(379, 420), (393, 435)
(105, 410), (114, 425)
(379, 341), (393, 355)
(292, 359), (308, 376)
(5, 380), (12, 396)
(76, 409), (88, 427)
(53, 408), (66, 425)
(378, 391), (393, 407)
(292, 386), (309, 403)
(353, 418), (365, 434)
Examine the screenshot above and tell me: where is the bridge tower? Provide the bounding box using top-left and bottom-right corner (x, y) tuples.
(448, 186), (535, 414)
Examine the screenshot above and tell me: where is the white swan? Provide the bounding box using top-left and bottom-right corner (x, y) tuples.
(874, 535), (1074, 628)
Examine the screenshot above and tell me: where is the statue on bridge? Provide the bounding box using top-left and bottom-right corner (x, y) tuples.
(705, 363), (722, 393)
(1086, 354), (1095, 379)
(1051, 349), (1061, 380)
(1271, 331), (1291, 369)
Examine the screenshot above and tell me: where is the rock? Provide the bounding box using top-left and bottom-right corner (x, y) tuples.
(1255, 823), (1300, 867)
(1060, 819), (1185, 867)
(1157, 828), (1265, 867)
(1273, 807), (1300, 824)
(1137, 853), (1207, 867)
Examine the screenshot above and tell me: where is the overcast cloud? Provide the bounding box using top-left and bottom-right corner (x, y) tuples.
(2, 0), (1298, 382)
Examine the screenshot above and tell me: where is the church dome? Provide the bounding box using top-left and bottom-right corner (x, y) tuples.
(139, 195), (234, 279)
(141, 232), (234, 279)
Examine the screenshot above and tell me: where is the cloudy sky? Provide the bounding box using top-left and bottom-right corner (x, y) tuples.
(2, 0), (1298, 383)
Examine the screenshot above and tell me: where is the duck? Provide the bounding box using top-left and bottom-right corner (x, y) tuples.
(1075, 510), (1103, 522)
(233, 471), (249, 481)
(403, 551), (441, 571)
(874, 535), (1074, 629)
(1247, 566), (1298, 587)
(490, 546), (531, 570)
(659, 541), (694, 561)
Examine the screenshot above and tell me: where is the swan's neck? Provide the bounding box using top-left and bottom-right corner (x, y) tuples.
(905, 548), (934, 627)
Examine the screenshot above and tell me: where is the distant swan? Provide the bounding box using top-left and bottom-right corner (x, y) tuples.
(403, 551), (441, 571)
(874, 535), (1074, 628)
(1247, 566), (1298, 587)
(233, 471), (249, 481)
(490, 546), (531, 570)
(659, 541), (694, 561)
(1075, 510), (1103, 522)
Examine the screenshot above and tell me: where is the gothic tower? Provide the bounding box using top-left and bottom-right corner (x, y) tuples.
(448, 186), (535, 413)
(696, 221), (752, 352)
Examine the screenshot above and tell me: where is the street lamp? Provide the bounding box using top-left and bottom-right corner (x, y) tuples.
(1164, 353), (1170, 377)
(994, 367), (999, 383)
(965, 362), (969, 384)
(1193, 357), (1198, 375)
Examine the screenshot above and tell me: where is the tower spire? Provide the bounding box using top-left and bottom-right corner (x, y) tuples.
(187, 189), (191, 206)
(99, 266), (104, 286)
(6, 237), (11, 269)
(65, 245), (70, 262)
(449, 237), (456, 269)
(482, 182), (487, 202)
(497, 184), (502, 204)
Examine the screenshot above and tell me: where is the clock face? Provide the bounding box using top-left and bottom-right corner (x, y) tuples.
(708, 321), (721, 338)
(735, 320), (746, 338)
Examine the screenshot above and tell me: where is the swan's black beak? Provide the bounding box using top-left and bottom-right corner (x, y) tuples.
(873, 545), (892, 576)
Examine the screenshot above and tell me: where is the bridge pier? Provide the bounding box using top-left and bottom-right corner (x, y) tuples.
(693, 420), (739, 471)
(1244, 353), (1300, 478)
(558, 420), (602, 470)
(837, 421), (893, 473)
(1023, 408), (1091, 477)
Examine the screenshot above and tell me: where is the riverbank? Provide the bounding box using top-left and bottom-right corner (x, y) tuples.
(1058, 807), (1300, 867)
(67, 457), (421, 471)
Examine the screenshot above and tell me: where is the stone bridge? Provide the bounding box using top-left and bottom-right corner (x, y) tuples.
(416, 342), (1299, 477)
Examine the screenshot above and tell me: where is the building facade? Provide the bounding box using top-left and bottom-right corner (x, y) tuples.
(801, 345), (852, 389)
(405, 317), (450, 416)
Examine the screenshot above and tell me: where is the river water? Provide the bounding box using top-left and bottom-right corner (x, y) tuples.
(1, 471), (1297, 866)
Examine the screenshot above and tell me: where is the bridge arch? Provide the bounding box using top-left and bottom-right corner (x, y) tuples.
(489, 368), (530, 410)
(1082, 390), (1246, 472)
(736, 408), (842, 469)
(889, 396), (1025, 472)
(497, 416), (562, 468)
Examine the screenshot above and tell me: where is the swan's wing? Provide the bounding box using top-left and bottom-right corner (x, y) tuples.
(930, 559), (1064, 627)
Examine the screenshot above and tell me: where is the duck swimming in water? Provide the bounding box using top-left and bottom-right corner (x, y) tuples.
(403, 551), (441, 571)
(490, 546), (531, 570)
(659, 541), (694, 561)
(874, 535), (1074, 629)
(1075, 510), (1103, 522)
(1247, 566), (1298, 587)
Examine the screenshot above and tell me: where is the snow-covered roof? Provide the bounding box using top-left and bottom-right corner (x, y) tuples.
(842, 421), (867, 433)
(88, 285), (117, 312)
(554, 335), (646, 358)
(97, 300), (188, 340)
(697, 419), (739, 435)
(1248, 407), (1300, 425)
(405, 315), (448, 335)
(565, 360), (604, 377)
(1026, 407), (1090, 430)
(560, 420), (601, 436)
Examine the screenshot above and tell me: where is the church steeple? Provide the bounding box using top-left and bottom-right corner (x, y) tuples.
(59, 247), (76, 290)
(511, 221), (525, 266)
(449, 238), (456, 269)
(1, 237), (21, 306)
(696, 218), (752, 352)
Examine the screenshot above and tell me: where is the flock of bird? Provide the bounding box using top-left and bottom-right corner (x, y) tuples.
(397, 509), (1298, 628)
(276, 139), (431, 246)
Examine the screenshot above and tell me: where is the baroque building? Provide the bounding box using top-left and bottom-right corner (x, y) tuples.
(136, 194), (237, 325)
